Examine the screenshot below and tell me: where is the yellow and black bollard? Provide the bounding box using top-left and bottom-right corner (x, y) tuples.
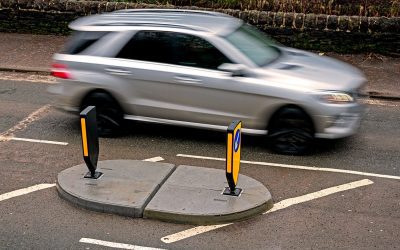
(80, 106), (103, 179)
(223, 120), (242, 196)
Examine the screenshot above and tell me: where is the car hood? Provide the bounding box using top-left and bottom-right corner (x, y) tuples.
(258, 47), (366, 91)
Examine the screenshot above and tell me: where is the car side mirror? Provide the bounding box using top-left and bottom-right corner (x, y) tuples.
(218, 63), (248, 77)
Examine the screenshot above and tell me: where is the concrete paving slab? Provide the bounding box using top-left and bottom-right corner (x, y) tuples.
(144, 165), (273, 225)
(57, 160), (176, 218)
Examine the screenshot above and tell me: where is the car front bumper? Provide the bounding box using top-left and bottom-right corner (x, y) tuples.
(313, 103), (366, 139)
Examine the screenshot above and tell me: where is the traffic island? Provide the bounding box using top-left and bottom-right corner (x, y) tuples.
(144, 165), (273, 225)
(57, 161), (273, 224)
(56, 160), (176, 217)
(57, 109), (274, 224)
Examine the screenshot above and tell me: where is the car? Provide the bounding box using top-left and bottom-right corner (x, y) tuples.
(48, 9), (366, 155)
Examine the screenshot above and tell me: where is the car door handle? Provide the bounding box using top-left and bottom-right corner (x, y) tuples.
(105, 68), (132, 76)
(174, 76), (202, 84)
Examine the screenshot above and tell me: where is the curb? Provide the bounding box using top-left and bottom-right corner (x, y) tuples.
(143, 200), (273, 225)
(366, 93), (400, 101)
(0, 67), (399, 101)
(0, 66), (50, 74)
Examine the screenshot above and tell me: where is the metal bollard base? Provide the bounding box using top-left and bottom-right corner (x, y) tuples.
(222, 187), (242, 197)
(84, 171), (103, 179)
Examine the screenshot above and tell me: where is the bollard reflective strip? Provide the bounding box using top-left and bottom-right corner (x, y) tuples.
(226, 133), (233, 174)
(80, 118), (89, 157)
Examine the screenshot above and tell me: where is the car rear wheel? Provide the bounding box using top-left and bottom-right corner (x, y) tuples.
(81, 92), (123, 137)
(268, 107), (314, 155)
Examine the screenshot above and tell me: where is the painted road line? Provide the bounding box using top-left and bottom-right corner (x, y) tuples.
(161, 179), (374, 243)
(0, 104), (51, 140)
(161, 224), (232, 244)
(143, 157), (165, 162)
(361, 99), (400, 107)
(177, 154), (400, 180)
(0, 184), (56, 202)
(80, 238), (166, 250)
(264, 179), (374, 214)
(0, 136), (68, 146)
(0, 72), (56, 84)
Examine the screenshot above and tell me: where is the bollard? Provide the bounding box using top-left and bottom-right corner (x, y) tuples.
(223, 120), (242, 196)
(80, 106), (103, 179)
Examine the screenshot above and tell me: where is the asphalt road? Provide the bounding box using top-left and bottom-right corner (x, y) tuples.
(0, 73), (399, 249)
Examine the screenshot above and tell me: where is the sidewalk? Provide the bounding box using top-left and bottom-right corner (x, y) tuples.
(0, 32), (399, 99)
(0, 33), (65, 73)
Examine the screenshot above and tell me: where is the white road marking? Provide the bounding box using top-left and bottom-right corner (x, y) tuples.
(143, 157), (164, 162)
(0, 183), (56, 202)
(0, 72), (55, 84)
(0, 104), (51, 141)
(264, 179), (374, 214)
(361, 99), (400, 107)
(161, 224), (232, 244)
(79, 238), (166, 250)
(177, 154), (400, 180)
(0, 136), (68, 145)
(161, 179), (374, 243)
(0, 105), (68, 145)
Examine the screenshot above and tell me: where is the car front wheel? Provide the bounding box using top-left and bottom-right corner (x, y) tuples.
(268, 107), (314, 155)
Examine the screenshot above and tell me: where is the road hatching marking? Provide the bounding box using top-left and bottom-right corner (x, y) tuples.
(177, 154), (400, 180)
(0, 105), (67, 145)
(0, 104), (51, 141)
(161, 179), (374, 243)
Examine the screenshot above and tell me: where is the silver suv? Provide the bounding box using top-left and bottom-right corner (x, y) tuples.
(48, 9), (366, 155)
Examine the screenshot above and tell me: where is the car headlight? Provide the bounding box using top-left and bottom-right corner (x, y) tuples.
(318, 92), (354, 104)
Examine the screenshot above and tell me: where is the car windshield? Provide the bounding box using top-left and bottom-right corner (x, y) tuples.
(225, 24), (281, 66)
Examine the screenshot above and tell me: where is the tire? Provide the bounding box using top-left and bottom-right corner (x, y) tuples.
(81, 92), (124, 137)
(268, 107), (314, 155)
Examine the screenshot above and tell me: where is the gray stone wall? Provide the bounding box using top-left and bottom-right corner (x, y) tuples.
(0, 0), (399, 56)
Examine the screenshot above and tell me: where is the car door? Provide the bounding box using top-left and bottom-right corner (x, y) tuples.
(107, 30), (266, 129)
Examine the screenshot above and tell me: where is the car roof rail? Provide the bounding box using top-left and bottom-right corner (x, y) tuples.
(92, 22), (205, 31)
(112, 8), (227, 17)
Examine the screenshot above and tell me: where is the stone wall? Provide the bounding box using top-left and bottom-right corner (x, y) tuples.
(4, 0), (398, 17)
(0, 0), (399, 56)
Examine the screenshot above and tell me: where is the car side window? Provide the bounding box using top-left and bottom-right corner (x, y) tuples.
(173, 33), (232, 70)
(116, 31), (175, 64)
(116, 31), (231, 70)
(62, 31), (108, 55)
